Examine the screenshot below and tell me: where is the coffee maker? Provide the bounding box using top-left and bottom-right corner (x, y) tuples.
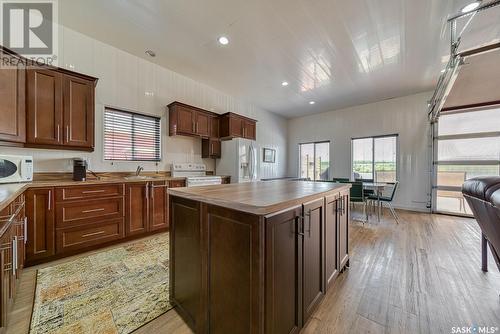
(73, 158), (87, 181)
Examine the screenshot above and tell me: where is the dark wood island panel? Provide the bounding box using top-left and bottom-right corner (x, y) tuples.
(169, 180), (351, 334)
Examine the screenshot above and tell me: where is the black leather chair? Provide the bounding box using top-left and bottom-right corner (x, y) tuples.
(462, 177), (500, 272)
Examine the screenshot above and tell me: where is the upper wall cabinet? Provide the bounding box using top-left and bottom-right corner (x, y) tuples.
(219, 112), (257, 140)
(26, 68), (97, 151)
(0, 52), (25, 145)
(168, 101), (214, 138)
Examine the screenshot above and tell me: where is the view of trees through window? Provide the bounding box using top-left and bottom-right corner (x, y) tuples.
(352, 135), (397, 182)
(299, 142), (330, 181)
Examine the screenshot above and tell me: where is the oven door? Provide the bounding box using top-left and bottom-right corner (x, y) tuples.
(0, 157), (21, 183)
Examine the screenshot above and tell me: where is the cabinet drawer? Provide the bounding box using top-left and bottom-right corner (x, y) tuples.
(56, 219), (124, 253)
(169, 179), (186, 188)
(56, 197), (123, 227)
(56, 184), (124, 202)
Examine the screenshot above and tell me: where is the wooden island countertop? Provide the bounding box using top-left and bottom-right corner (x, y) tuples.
(168, 180), (352, 334)
(168, 180), (350, 215)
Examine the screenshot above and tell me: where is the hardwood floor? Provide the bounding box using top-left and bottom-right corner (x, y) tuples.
(7, 209), (500, 333)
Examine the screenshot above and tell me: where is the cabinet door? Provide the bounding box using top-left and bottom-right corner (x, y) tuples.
(210, 116), (219, 138)
(26, 69), (63, 145)
(25, 188), (55, 263)
(265, 207), (302, 334)
(202, 138), (221, 159)
(230, 116), (244, 138)
(0, 227), (12, 328)
(244, 120), (256, 140)
(0, 54), (25, 143)
(125, 183), (149, 236)
(150, 182), (169, 231)
(195, 111), (210, 137)
(63, 74), (94, 148)
(338, 191), (349, 269)
(302, 198), (325, 324)
(325, 195), (339, 288)
(176, 106), (195, 134)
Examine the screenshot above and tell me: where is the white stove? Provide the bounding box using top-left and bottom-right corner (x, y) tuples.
(171, 163), (222, 187)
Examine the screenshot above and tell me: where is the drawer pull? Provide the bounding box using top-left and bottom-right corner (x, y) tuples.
(81, 190), (106, 194)
(81, 231), (106, 238)
(82, 208), (105, 214)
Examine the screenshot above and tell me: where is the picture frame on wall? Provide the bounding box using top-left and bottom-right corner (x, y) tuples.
(263, 148), (276, 163)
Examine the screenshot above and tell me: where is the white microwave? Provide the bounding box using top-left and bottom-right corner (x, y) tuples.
(0, 155), (33, 184)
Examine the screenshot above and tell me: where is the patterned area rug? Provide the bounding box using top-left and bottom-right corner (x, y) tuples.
(30, 234), (172, 334)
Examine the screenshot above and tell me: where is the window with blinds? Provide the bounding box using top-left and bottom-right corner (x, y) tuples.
(104, 107), (161, 161)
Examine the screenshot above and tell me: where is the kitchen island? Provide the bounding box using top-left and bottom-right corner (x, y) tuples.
(168, 180), (351, 334)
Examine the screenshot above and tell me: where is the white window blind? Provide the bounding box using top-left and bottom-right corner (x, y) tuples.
(104, 107), (161, 161)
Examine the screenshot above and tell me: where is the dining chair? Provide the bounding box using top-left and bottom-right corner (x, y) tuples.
(348, 181), (368, 224)
(356, 178), (375, 197)
(367, 181), (400, 223)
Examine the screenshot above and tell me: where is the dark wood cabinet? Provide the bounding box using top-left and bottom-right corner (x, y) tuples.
(168, 102), (213, 138)
(202, 138), (221, 158)
(125, 182), (149, 236)
(0, 224), (12, 328)
(25, 188), (55, 264)
(302, 198), (326, 324)
(150, 181), (169, 231)
(63, 74), (94, 148)
(265, 207), (303, 334)
(210, 115), (220, 138)
(26, 69), (63, 146)
(0, 52), (25, 144)
(325, 194), (340, 287)
(26, 68), (96, 151)
(219, 112), (257, 140)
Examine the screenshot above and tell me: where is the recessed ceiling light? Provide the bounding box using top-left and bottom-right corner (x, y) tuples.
(218, 36), (229, 45)
(145, 50), (156, 57)
(461, 1), (481, 13)
(309, 101), (315, 105)
(281, 81), (289, 87)
(441, 69), (446, 73)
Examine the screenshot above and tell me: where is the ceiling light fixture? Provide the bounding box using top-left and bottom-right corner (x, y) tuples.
(309, 101), (315, 105)
(281, 81), (289, 86)
(218, 36), (229, 45)
(145, 50), (156, 57)
(441, 69), (446, 73)
(461, 1), (481, 13)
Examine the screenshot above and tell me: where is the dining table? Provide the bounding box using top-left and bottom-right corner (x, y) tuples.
(362, 182), (388, 222)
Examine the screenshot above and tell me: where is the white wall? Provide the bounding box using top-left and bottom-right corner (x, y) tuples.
(0, 26), (288, 177)
(287, 92), (432, 212)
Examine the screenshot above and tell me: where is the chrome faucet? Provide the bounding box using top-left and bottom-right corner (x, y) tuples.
(136, 166), (144, 176)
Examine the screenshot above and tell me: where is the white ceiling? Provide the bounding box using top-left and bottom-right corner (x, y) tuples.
(59, 0), (479, 118)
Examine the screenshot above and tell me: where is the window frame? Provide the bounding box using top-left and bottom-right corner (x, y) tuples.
(103, 106), (162, 162)
(298, 140), (331, 181)
(351, 134), (399, 182)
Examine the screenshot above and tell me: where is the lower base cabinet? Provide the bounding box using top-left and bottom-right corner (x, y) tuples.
(264, 192), (349, 333)
(25, 188), (55, 264)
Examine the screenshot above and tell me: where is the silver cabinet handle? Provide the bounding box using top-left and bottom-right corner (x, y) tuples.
(48, 190), (52, 210)
(12, 238), (17, 276)
(81, 231), (106, 238)
(82, 190), (106, 194)
(57, 124), (60, 142)
(24, 217), (27, 244)
(150, 183), (154, 200)
(82, 208), (105, 214)
(66, 125), (69, 143)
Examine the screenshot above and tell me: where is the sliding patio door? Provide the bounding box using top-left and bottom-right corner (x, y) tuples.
(299, 141), (330, 181)
(434, 107), (500, 216)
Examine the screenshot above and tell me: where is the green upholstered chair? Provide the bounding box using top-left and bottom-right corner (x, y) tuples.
(348, 181), (368, 223)
(367, 181), (400, 223)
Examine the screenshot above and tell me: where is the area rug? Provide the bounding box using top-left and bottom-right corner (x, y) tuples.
(30, 234), (172, 334)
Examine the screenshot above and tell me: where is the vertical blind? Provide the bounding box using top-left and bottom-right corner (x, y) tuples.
(104, 107), (161, 161)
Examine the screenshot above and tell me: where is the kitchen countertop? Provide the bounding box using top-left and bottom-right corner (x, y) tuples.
(0, 174), (231, 213)
(168, 180), (351, 215)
